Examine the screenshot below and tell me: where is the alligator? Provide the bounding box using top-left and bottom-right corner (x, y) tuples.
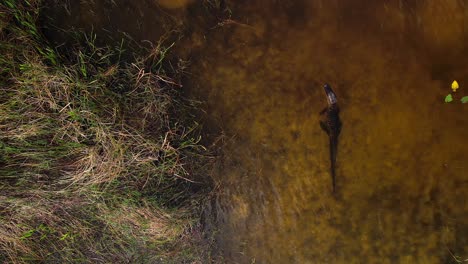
(319, 84), (342, 193)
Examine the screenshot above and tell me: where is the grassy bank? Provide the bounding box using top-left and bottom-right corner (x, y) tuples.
(0, 1), (210, 263)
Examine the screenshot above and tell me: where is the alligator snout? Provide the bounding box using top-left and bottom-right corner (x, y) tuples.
(324, 84), (338, 105)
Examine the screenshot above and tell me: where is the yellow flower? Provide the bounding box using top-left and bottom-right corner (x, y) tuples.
(451, 80), (459, 92)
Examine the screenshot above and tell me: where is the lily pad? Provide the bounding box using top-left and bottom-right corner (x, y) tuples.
(461, 96), (468, 103)
(445, 94), (453, 103)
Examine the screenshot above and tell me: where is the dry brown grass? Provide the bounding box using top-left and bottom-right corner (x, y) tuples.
(0, 0), (212, 263)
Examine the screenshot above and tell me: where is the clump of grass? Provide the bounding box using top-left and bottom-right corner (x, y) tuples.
(0, 0), (211, 263)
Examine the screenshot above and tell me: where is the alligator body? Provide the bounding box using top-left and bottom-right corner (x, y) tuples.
(319, 84), (342, 193)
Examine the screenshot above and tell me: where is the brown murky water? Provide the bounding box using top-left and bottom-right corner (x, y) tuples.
(45, 1), (468, 263)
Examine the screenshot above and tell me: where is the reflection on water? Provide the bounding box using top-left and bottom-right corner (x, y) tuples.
(45, 0), (467, 263)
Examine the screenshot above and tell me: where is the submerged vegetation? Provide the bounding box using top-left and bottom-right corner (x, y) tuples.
(0, 0), (211, 262)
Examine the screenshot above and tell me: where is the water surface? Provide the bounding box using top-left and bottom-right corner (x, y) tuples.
(187, 1), (468, 263)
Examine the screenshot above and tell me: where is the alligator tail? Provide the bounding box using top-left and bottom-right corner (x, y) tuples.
(330, 136), (337, 193)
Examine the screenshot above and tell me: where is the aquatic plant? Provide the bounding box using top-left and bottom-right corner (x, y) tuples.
(451, 80), (459, 92)
(445, 94), (453, 103)
(444, 81), (467, 103)
(0, 1), (211, 263)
